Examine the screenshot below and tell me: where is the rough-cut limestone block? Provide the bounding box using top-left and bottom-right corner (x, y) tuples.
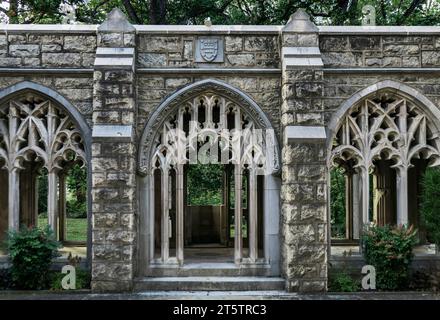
(9, 44), (40, 57)
(137, 53), (166, 67)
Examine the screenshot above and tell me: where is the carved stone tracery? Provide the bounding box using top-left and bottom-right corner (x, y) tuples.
(330, 92), (440, 230)
(0, 93), (86, 233)
(142, 82), (278, 266)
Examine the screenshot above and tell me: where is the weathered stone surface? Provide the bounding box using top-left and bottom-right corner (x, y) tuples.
(9, 44), (40, 57)
(64, 35), (97, 52)
(225, 36), (243, 52)
(422, 51), (440, 66)
(319, 36), (348, 51)
(321, 52), (362, 67)
(41, 44), (62, 52)
(349, 36), (380, 51)
(42, 53), (82, 67)
(139, 36), (181, 52)
(384, 44), (420, 55)
(138, 53), (167, 67)
(165, 77), (191, 88)
(227, 53), (255, 66)
(244, 36), (277, 52)
(98, 33), (124, 47)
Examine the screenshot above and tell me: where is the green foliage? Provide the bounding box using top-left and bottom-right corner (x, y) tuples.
(0, 268), (13, 290)
(38, 169), (48, 217)
(187, 163), (223, 206)
(37, 164), (87, 219)
(7, 225), (61, 290)
(2, 0), (440, 26)
(330, 168), (346, 238)
(66, 164), (87, 218)
(420, 167), (440, 247)
(362, 224), (418, 290)
(328, 271), (360, 292)
(38, 217), (87, 242)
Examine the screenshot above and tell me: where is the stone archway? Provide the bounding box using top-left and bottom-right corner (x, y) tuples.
(137, 79), (281, 276)
(327, 80), (440, 245)
(0, 81), (92, 259)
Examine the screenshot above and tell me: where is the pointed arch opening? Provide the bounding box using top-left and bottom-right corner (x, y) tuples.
(0, 81), (92, 264)
(138, 79), (281, 276)
(327, 81), (440, 256)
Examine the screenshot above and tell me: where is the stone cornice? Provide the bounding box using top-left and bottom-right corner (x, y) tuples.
(2, 24), (440, 35)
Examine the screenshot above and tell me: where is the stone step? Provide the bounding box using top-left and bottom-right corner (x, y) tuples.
(133, 276), (286, 291)
(145, 263), (275, 277)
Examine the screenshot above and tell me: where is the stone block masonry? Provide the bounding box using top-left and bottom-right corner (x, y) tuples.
(0, 8), (439, 294)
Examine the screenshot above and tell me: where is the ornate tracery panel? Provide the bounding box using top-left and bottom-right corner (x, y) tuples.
(330, 92), (440, 233)
(0, 93), (86, 236)
(141, 90), (277, 265)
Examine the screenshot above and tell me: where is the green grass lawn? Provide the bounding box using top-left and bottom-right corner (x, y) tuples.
(38, 217), (87, 242)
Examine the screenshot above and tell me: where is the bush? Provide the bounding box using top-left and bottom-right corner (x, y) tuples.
(328, 271), (360, 292)
(7, 225), (61, 289)
(0, 268), (13, 289)
(420, 167), (440, 248)
(362, 224), (418, 290)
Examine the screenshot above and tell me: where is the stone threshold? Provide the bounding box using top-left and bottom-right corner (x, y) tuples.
(1, 290), (439, 300)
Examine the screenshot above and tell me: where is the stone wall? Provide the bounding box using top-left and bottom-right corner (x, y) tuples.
(0, 32), (96, 68)
(320, 35), (440, 68)
(136, 75), (281, 137)
(137, 35), (280, 68)
(0, 8), (440, 294)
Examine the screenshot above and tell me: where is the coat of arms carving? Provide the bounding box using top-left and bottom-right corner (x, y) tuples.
(195, 37), (224, 63)
(200, 39), (218, 62)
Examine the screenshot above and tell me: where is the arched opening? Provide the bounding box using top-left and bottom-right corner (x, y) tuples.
(0, 85), (91, 262)
(328, 83), (440, 256)
(138, 80), (280, 275)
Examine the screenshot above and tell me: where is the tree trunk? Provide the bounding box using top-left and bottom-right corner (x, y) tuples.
(8, 0), (19, 23)
(150, 0), (167, 24)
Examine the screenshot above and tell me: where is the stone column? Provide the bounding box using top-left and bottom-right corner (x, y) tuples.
(396, 166), (409, 226)
(47, 171), (59, 238)
(91, 8), (137, 292)
(280, 9), (328, 292)
(8, 168), (20, 231)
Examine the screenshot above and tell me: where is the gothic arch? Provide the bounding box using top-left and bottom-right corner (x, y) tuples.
(137, 79), (281, 276)
(0, 81), (92, 145)
(327, 80), (440, 244)
(138, 79), (281, 174)
(327, 80), (440, 146)
(0, 81), (92, 261)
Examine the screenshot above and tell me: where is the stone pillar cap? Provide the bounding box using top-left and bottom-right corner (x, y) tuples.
(283, 8), (318, 33)
(98, 7), (135, 32)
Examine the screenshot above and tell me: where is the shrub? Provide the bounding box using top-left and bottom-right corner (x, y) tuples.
(0, 268), (13, 289)
(420, 167), (440, 249)
(328, 271), (360, 292)
(7, 225), (61, 289)
(362, 224), (418, 290)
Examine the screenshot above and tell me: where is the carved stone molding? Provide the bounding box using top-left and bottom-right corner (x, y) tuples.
(330, 92), (440, 172)
(138, 79), (281, 175)
(0, 93), (86, 173)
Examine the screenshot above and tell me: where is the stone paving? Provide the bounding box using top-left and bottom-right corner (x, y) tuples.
(0, 290), (439, 300)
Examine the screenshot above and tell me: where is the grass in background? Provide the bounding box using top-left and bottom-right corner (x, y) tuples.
(38, 218), (87, 242)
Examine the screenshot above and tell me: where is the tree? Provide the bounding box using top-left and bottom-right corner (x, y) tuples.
(420, 167), (440, 250)
(1, 0), (440, 26)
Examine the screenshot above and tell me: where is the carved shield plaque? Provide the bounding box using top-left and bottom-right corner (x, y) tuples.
(195, 37), (224, 63)
(200, 39), (218, 62)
